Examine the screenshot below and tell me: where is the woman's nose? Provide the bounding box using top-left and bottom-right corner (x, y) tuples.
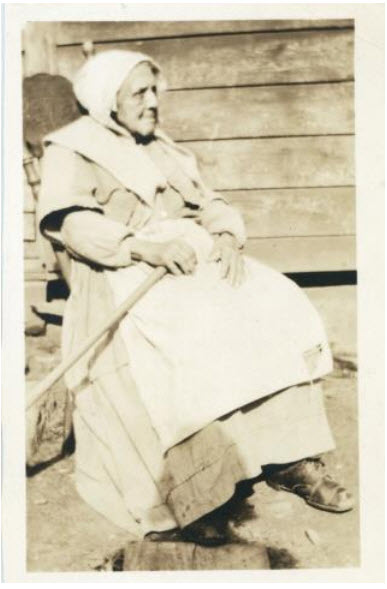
(144, 89), (158, 109)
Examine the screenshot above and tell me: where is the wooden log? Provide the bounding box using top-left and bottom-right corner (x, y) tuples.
(123, 540), (270, 571)
(161, 82), (354, 141)
(24, 212), (36, 241)
(224, 186), (355, 238)
(56, 29), (354, 88)
(245, 235), (356, 272)
(188, 135), (354, 190)
(54, 19), (354, 45)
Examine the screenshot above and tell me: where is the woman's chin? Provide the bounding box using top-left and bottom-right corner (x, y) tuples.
(138, 120), (157, 138)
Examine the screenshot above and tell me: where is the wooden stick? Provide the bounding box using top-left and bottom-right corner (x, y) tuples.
(26, 266), (167, 410)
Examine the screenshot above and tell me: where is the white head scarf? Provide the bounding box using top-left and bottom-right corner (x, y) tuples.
(72, 50), (164, 128)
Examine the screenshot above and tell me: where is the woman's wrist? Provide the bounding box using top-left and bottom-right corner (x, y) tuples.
(127, 237), (153, 262)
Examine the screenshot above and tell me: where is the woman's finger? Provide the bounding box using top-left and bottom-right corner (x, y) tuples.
(180, 256), (196, 274)
(227, 252), (238, 286)
(175, 253), (195, 275)
(166, 259), (183, 276)
(220, 247), (232, 278)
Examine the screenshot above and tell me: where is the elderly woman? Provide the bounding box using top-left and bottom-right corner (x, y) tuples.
(38, 50), (353, 545)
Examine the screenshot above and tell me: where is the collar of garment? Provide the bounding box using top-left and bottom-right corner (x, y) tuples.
(44, 116), (203, 208)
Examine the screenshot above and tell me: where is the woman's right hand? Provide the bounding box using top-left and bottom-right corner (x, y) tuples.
(130, 238), (197, 276)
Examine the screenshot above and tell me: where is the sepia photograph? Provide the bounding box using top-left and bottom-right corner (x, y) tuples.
(1, 3), (384, 582)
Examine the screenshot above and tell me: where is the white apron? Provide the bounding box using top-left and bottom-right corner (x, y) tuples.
(106, 216), (332, 451)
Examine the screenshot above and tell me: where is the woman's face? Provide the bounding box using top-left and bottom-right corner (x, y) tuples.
(115, 62), (159, 138)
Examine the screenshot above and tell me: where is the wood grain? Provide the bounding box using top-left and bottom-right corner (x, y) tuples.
(225, 186), (355, 238)
(54, 20), (353, 45)
(188, 135), (354, 190)
(245, 235), (355, 272)
(57, 29), (354, 88)
(161, 82), (354, 140)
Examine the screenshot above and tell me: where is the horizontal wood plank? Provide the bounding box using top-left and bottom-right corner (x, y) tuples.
(55, 20), (353, 45)
(187, 135), (354, 190)
(245, 235), (355, 272)
(57, 29), (354, 88)
(224, 186), (355, 238)
(161, 82), (354, 140)
(24, 257), (46, 279)
(24, 213), (36, 241)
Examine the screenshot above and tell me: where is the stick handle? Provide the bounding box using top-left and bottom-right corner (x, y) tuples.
(27, 266), (167, 410)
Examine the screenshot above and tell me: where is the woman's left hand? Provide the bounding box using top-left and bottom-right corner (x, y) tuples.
(208, 233), (245, 287)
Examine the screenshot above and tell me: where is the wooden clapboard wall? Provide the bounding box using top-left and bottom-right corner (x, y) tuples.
(23, 19), (355, 296)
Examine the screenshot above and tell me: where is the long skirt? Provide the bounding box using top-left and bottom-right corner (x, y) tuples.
(73, 377), (335, 537)
(66, 217), (335, 537)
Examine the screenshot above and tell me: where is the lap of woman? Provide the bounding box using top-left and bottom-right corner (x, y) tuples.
(105, 218), (332, 450)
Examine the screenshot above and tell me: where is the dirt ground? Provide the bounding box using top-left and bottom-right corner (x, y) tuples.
(26, 285), (359, 572)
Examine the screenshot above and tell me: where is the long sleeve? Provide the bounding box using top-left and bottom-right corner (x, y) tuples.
(61, 210), (134, 268)
(199, 195), (246, 248)
(38, 144), (103, 244)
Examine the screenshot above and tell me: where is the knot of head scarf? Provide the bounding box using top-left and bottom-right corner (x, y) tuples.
(72, 50), (165, 128)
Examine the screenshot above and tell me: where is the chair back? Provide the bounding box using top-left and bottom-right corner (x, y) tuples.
(23, 73), (82, 285)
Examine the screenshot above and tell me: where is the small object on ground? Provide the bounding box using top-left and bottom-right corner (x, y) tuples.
(25, 316), (46, 337)
(123, 540), (270, 571)
(334, 355), (357, 374)
(305, 528), (320, 545)
(33, 497), (48, 506)
(56, 465), (73, 475)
